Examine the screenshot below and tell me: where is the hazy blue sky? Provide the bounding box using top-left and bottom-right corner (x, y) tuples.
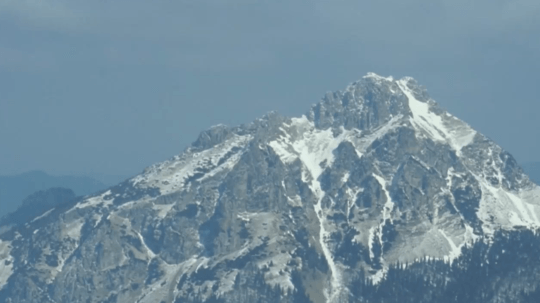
(1, 0), (539, 178)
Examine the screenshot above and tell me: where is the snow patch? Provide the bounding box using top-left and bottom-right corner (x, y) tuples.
(364, 174), (396, 282)
(31, 208), (55, 222)
(438, 229), (462, 263)
(397, 80), (446, 142)
(270, 114), (402, 174)
(75, 190), (113, 209)
(237, 212), (253, 222)
(93, 213), (104, 227)
(346, 187), (363, 223)
(477, 178), (540, 231)
(369, 267), (388, 285)
(131, 134), (251, 195)
(367, 226), (377, 260)
(63, 218), (85, 240)
(397, 80), (476, 155)
(198, 147), (246, 182)
(153, 203), (175, 218)
(287, 195), (303, 207)
(313, 196), (343, 301)
(341, 172), (350, 184)
(373, 174), (394, 224)
(135, 231), (157, 260)
(269, 116), (355, 175)
(268, 140), (297, 164)
(363, 72), (394, 82)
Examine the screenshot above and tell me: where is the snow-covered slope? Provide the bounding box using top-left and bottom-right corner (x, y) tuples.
(1, 73), (540, 303)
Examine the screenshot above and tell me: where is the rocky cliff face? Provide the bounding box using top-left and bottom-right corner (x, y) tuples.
(1, 73), (540, 303)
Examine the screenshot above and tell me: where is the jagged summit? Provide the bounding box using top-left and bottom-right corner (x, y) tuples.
(306, 74), (476, 157)
(1, 73), (540, 303)
(191, 73), (432, 153)
(308, 74), (421, 131)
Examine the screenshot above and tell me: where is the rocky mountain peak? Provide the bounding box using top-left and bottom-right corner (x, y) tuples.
(306, 73), (433, 133)
(1, 73), (540, 303)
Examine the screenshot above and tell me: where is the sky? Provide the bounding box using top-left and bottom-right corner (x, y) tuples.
(1, 0), (539, 179)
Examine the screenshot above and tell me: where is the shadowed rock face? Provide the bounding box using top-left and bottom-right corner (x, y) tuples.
(1, 73), (540, 303)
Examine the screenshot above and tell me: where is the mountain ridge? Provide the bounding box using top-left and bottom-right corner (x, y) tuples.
(0, 170), (109, 219)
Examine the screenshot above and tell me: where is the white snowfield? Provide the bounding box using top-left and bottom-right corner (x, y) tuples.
(396, 79), (477, 156)
(75, 190), (113, 209)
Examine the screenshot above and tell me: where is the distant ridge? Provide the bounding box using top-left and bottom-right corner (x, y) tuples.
(0, 170), (108, 218)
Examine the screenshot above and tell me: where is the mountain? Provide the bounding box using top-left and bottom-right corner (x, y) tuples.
(1, 73), (540, 303)
(522, 162), (540, 185)
(0, 188), (77, 227)
(0, 171), (109, 218)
